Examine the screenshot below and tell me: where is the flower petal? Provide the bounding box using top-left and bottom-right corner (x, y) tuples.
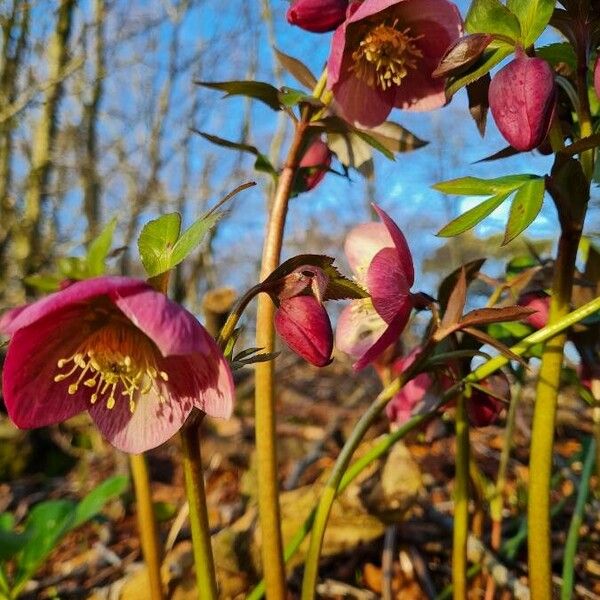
(386, 372), (432, 424)
(353, 298), (412, 370)
(335, 300), (388, 359)
(372, 204), (414, 286)
(344, 222), (392, 277)
(113, 288), (213, 357)
(0, 276), (147, 335)
(2, 307), (90, 428)
(367, 248), (411, 323)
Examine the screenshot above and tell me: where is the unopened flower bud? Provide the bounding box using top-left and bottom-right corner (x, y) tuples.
(296, 139), (332, 193)
(518, 291), (550, 330)
(489, 50), (556, 151)
(275, 296), (333, 367)
(468, 373), (509, 427)
(287, 0), (348, 33)
(594, 56), (600, 99)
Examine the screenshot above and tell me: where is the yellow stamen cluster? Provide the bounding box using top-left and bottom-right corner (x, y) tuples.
(54, 325), (168, 413)
(351, 21), (422, 90)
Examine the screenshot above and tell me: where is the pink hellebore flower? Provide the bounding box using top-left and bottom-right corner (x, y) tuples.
(467, 373), (509, 427)
(287, 0), (349, 33)
(517, 291), (550, 330)
(595, 56), (600, 99)
(488, 49), (556, 151)
(0, 276), (234, 454)
(336, 204), (414, 370)
(296, 139), (333, 193)
(327, 0), (462, 127)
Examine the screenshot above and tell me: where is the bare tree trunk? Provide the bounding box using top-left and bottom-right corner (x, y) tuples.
(81, 0), (105, 240)
(15, 0), (76, 278)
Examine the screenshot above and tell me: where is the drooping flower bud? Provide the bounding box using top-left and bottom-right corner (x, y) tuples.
(286, 0), (348, 33)
(518, 291), (550, 330)
(488, 50), (556, 151)
(296, 139), (333, 193)
(274, 295), (333, 367)
(594, 56), (600, 99)
(467, 373), (509, 427)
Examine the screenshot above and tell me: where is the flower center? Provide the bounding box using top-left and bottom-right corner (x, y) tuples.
(351, 21), (422, 90)
(53, 324), (168, 413)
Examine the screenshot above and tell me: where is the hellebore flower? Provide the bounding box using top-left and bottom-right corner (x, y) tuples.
(275, 295), (334, 367)
(595, 56), (600, 99)
(336, 204), (415, 370)
(269, 264), (334, 367)
(517, 291), (550, 329)
(327, 0), (462, 127)
(0, 276), (234, 454)
(488, 49), (556, 151)
(287, 0), (349, 33)
(467, 373), (509, 427)
(296, 139), (333, 193)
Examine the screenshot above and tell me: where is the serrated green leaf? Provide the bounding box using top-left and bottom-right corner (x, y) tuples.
(14, 501), (76, 591)
(433, 174), (536, 195)
(437, 191), (512, 237)
(73, 476), (128, 529)
(170, 212), (222, 269)
(507, 0), (555, 46)
(137, 213), (182, 277)
(537, 42), (576, 70)
(196, 80), (282, 111)
(86, 218), (117, 276)
(466, 0), (521, 39)
(446, 43), (513, 97)
(503, 178), (545, 245)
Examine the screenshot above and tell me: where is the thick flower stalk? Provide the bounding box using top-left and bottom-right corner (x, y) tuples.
(327, 0), (462, 126)
(336, 203), (415, 370)
(0, 276), (235, 453)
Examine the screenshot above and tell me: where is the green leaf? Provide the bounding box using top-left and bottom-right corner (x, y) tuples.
(14, 501), (76, 591)
(73, 476), (128, 529)
(278, 87), (323, 108)
(86, 218), (117, 276)
(502, 178), (545, 245)
(196, 80), (282, 111)
(153, 501), (178, 522)
(507, 0), (555, 46)
(57, 257), (89, 280)
(466, 0), (521, 40)
(138, 213), (182, 277)
(0, 530), (30, 561)
(437, 191), (511, 237)
(365, 121), (428, 153)
(537, 42), (576, 70)
(169, 212), (222, 269)
(273, 48), (317, 89)
(23, 274), (62, 292)
(433, 174), (536, 195)
(353, 129), (394, 160)
(446, 43), (513, 97)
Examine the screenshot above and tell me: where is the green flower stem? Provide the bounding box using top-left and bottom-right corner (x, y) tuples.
(130, 453), (164, 600)
(528, 226), (582, 600)
(561, 438), (596, 600)
(216, 283), (262, 351)
(254, 115), (311, 599)
(453, 393), (469, 600)
(180, 422), (219, 600)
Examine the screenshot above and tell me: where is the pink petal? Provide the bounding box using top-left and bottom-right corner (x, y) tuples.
(113, 288), (213, 357)
(372, 204), (414, 286)
(2, 307), (90, 428)
(327, 20), (350, 88)
(333, 70), (395, 127)
(366, 247), (411, 322)
(386, 372), (432, 424)
(0, 276), (147, 335)
(353, 298), (413, 370)
(344, 222), (392, 277)
(335, 300), (388, 359)
(346, 0), (411, 23)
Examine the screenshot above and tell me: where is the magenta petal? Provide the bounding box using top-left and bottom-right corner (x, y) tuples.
(346, 0), (410, 23)
(333, 72), (395, 127)
(344, 222), (392, 277)
(353, 299), (412, 371)
(372, 204), (414, 286)
(366, 248), (411, 323)
(335, 300), (388, 359)
(113, 288), (212, 357)
(2, 308), (89, 428)
(386, 372), (431, 424)
(275, 296), (333, 367)
(89, 382), (193, 454)
(0, 276), (147, 335)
